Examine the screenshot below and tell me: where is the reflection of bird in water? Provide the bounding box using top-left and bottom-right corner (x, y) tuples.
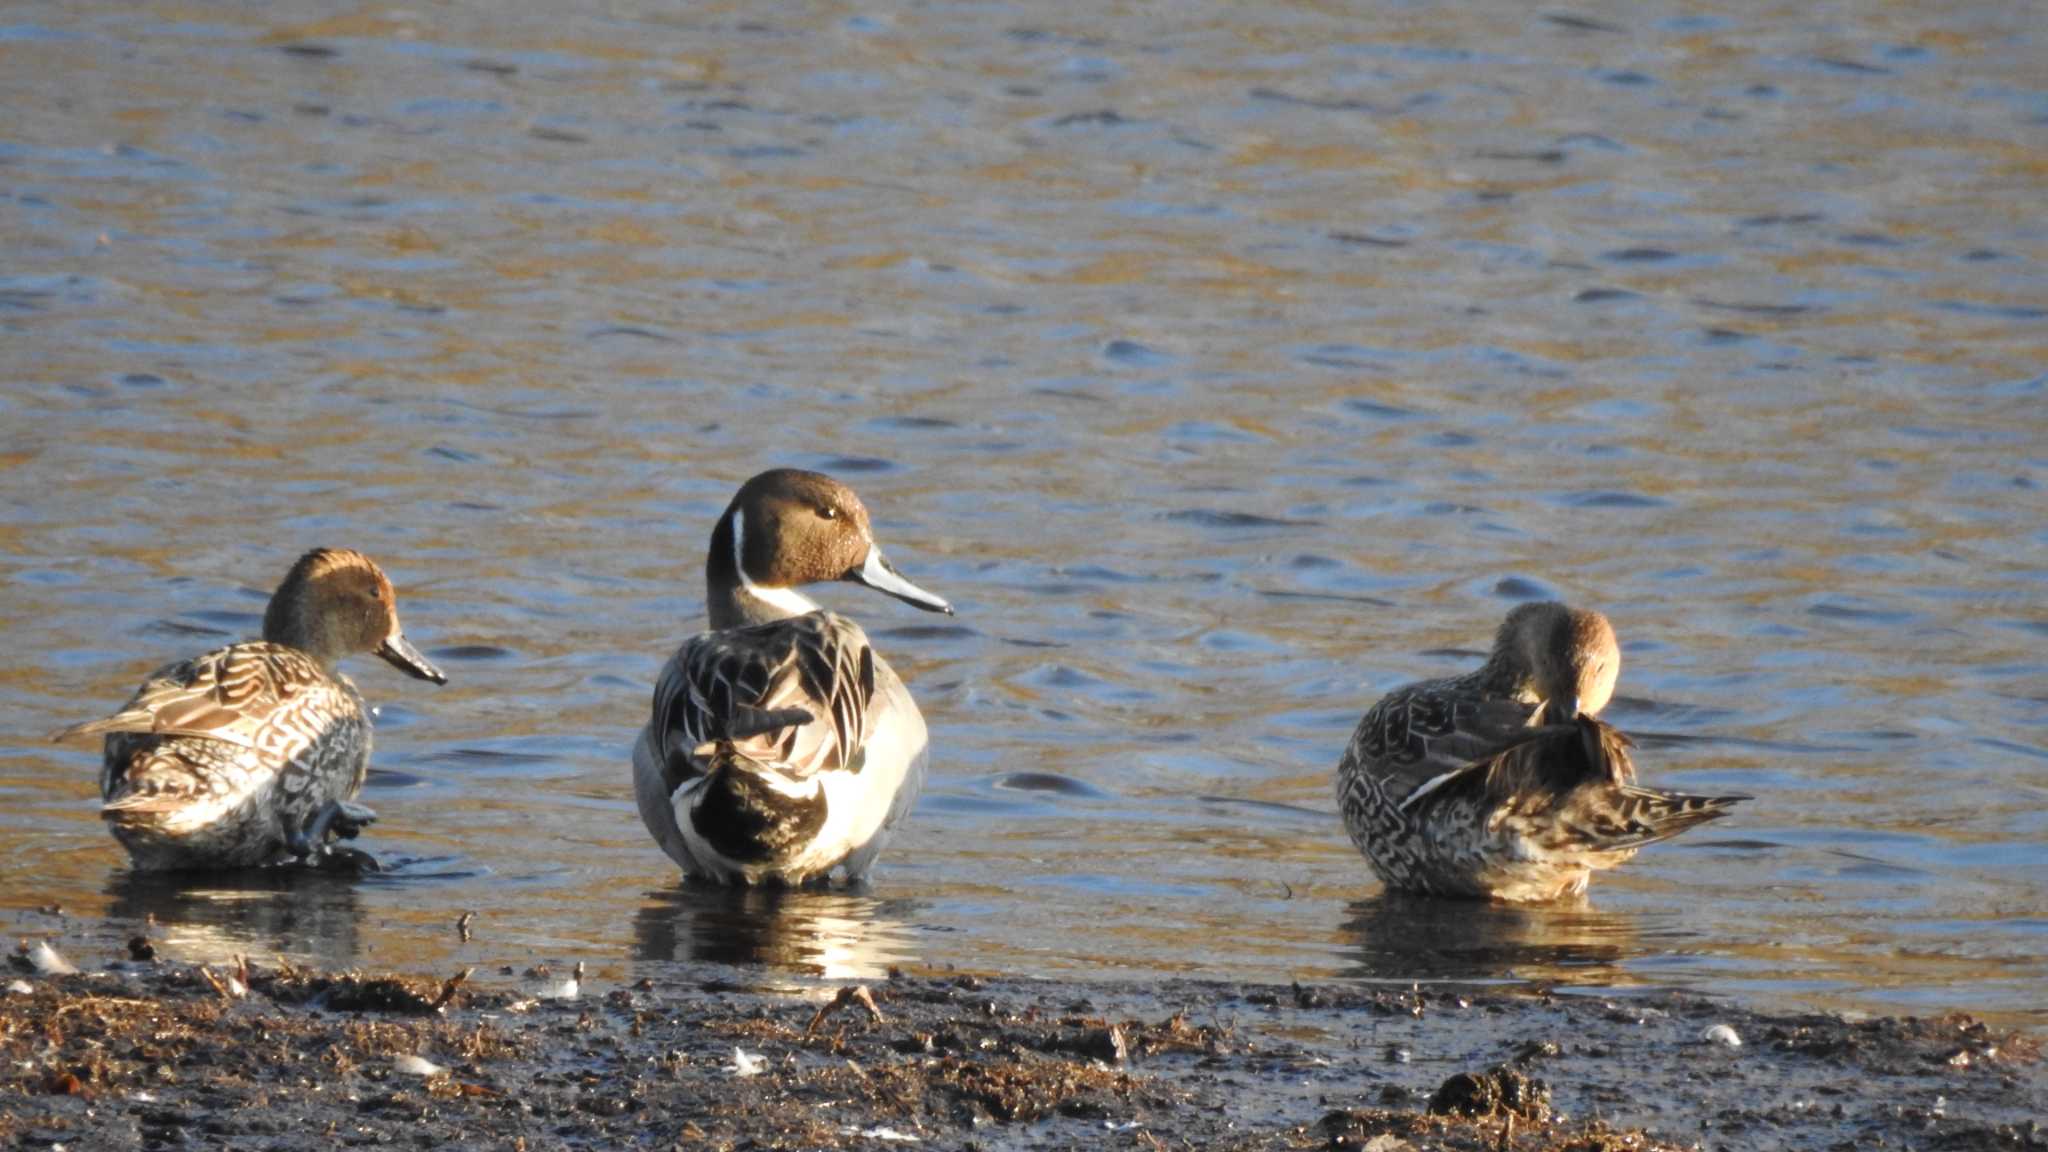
(105, 867), (364, 969)
(631, 884), (917, 981)
(1339, 892), (1649, 989)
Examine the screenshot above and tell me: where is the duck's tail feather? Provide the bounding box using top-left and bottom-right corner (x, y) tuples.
(52, 711), (156, 743)
(727, 706), (815, 741)
(1592, 786), (1749, 850)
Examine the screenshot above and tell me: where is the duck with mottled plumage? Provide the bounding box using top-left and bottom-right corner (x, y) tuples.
(632, 469), (952, 886)
(1337, 602), (1747, 902)
(54, 548), (446, 871)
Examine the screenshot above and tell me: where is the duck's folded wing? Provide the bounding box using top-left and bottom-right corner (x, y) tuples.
(1348, 687), (1562, 811)
(651, 613), (877, 790)
(54, 643), (340, 754)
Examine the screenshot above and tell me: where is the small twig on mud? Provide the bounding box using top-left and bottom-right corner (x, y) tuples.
(432, 968), (475, 1012)
(456, 912), (475, 943)
(1497, 1112), (1515, 1150)
(55, 997), (154, 1015)
(198, 965), (245, 1000)
(806, 985), (885, 1035)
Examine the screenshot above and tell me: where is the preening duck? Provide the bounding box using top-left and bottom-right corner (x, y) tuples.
(1337, 602), (1747, 902)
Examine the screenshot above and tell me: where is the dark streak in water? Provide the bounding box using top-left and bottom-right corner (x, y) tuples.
(1054, 564), (1157, 584)
(1342, 397), (1415, 420)
(1561, 489), (1667, 508)
(1197, 795), (1328, 821)
(1256, 588), (1396, 608)
(1695, 298), (1816, 316)
(1930, 299), (2046, 321)
(443, 398), (596, 421)
(870, 624), (979, 642)
(1330, 231), (1409, 248)
(1248, 87), (1394, 114)
(1494, 576), (1559, 600)
(1543, 12), (1626, 33)
(1419, 647), (1489, 660)
(1604, 247), (1678, 262)
(1974, 738), (2048, 764)
(1575, 287), (1639, 303)
(1739, 212), (1825, 227)
(1808, 599), (1913, 624)
(1051, 109), (1128, 127)
(813, 455), (894, 473)
(1629, 729), (1866, 754)
(866, 415), (959, 431)
(1808, 55), (1891, 75)
(992, 771), (1107, 798)
(142, 619), (233, 639)
(420, 748), (557, 766)
(431, 645), (515, 661)
(1164, 509), (1321, 530)
(588, 325), (675, 343)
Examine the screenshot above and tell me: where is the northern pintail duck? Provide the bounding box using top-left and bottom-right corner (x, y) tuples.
(55, 548), (446, 871)
(632, 468), (952, 886)
(1336, 602), (1747, 902)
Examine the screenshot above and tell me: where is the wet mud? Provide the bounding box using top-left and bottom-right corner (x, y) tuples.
(3, 949), (2040, 1150)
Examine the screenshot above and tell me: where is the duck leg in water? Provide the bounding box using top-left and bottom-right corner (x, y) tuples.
(289, 800), (381, 870)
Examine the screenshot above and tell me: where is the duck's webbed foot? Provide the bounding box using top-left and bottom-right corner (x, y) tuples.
(288, 800), (381, 868)
(316, 799), (379, 842)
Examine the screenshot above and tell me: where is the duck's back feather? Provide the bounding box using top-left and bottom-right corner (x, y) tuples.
(68, 642), (371, 869)
(651, 611), (877, 790)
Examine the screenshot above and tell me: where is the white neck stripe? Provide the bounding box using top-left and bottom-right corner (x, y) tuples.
(732, 508), (819, 617)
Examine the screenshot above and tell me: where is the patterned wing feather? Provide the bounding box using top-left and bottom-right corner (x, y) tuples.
(63, 643), (343, 757)
(652, 613), (877, 790)
(1346, 681), (1557, 808)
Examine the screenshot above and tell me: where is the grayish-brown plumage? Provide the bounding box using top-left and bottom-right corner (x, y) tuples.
(54, 548), (446, 871)
(632, 469), (952, 885)
(1337, 602), (1747, 902)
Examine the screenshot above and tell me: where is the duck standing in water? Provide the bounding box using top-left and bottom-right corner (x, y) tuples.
(56, 548), (446, 871)
(633, 468), (952, 885)
(1337, 602), (1747, 902)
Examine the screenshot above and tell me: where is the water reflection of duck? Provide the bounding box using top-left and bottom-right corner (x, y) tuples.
(105, 866), (364, 969)
(630, 884), (915, 980)
(1338, 892), (1642, 989)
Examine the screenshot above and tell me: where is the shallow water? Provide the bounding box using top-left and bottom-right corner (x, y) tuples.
(1, 2), (2042, 1024)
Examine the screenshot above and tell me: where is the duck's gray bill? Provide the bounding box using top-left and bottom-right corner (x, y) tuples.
(378, 632), (449, 684)
(851, 547), (953, 615)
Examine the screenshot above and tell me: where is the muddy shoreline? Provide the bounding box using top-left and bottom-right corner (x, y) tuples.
(3, 943), (2040, 1151)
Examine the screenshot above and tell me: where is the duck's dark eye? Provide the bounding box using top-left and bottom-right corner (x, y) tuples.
(817, 506), (838, 520)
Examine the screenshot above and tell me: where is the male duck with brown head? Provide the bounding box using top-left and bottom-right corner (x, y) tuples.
(633, 468), (953, 886)
(1337, 602), (1748, 903)
(55, 548), (446, 871)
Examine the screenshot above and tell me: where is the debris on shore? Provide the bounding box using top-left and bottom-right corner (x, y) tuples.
(0, 952), (2039, 1150)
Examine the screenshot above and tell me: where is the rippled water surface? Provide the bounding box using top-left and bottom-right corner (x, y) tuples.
(2, 1), (2043, 1024)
